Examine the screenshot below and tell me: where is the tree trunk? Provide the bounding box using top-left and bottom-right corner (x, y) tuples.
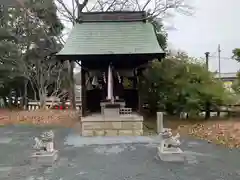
(23, 79), (28, 110)
(29, 80), (37, 100)
(8, 93), (12, 108)
(3, 97), (7, 107)
(34, 92), (37, 101)
(39, 89), (47, 109)
(14, 89), (18, 107)
(19, 89), (23, 108)
(205, 101), (211, 120)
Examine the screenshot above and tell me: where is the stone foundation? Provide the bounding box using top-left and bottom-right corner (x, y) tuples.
(157, 147), (184, 162)
(30, 150), (59, 165)
(81, 114), (143, 137)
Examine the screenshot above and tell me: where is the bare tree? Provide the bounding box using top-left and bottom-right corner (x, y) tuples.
(16, 41), (67, 108)
(55, 0), (194, 24)
(31, 58), (66, 108)
(5, 1), (70, 109)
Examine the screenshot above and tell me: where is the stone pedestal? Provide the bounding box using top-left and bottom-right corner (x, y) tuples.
(81, 113), (143, 136)
(157, 147), (184, 162)
(100, 101), (125, 116)
(100, 101), (125, 108)
(31, 150), (58, 165)
(103, 108), (120, 117)
(156, 112), (163, 134)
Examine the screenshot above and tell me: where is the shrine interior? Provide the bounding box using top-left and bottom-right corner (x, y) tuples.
(85, 68), (139, 113)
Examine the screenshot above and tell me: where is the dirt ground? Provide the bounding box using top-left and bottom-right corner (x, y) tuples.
(0, 109), (79, 127)
(144, 116), (240, 148)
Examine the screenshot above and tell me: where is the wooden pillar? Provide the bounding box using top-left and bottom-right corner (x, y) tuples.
(133, 69), (138, 110)
(137, 69), (143, 113)
(81, 69), (87, 117)
(133, 69), (137, 89)
(69, 61), (76, 109)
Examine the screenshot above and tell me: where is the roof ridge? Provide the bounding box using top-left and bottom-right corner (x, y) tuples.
(78, 11), (147, 23)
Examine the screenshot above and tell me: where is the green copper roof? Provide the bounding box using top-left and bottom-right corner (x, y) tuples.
(57, 21), (164, 56)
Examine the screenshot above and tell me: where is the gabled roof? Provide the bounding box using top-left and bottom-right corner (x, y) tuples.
(57, 12), (164, 57)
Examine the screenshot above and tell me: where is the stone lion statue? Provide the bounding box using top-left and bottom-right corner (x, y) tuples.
(33, 130), (54, 152)
(164, 133), (181, 148)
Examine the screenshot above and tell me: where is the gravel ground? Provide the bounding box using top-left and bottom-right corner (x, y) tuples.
(0, 125), (240, 180)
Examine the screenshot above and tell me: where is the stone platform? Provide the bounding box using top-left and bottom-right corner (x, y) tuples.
(157, 147), (184, 162)
(81, 113), (143, 136)
(30, 150), (58, 165)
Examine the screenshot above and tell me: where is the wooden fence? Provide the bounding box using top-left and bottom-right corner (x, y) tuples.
(27, 100), (81, 111)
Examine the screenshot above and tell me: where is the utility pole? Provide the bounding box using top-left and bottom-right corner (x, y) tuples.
(205, 52), (210, 119)
(218, 44), (221, 78)
(205, 52), (210, 70)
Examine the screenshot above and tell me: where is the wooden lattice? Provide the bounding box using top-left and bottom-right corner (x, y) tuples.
(119, 108), (132, 116)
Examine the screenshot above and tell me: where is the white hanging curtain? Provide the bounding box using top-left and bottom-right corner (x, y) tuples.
(107, 64), (113, 101)
(85, 73), (93, 90)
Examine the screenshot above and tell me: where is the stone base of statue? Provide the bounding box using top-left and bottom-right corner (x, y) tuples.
(31, 150), (58, 165)
(157, 146), (184, 162)
(31, 130), (58, 165)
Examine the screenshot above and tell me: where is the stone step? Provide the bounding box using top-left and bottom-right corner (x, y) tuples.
(82, 121), (143, 130)
(82, 129), (143, 137)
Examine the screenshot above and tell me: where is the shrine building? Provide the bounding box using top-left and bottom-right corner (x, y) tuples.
(57, 11), (165, 136)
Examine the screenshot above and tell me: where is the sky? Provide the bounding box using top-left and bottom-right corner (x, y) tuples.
(167, 0), (240, 73)
(60, 0), (240, 73)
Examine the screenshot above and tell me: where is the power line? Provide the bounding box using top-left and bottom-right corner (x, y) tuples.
(210, 50), (218, 57)
(209, 45), (237, 60)
(209, 55), (235, 60)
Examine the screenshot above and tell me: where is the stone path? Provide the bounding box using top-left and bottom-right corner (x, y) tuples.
(0, 125), (240, 180)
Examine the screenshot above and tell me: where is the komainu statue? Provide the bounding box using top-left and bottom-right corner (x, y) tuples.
(161, 129), (181, 148)
(33, 130), (55, 152)
(164, 133), (181, 148)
